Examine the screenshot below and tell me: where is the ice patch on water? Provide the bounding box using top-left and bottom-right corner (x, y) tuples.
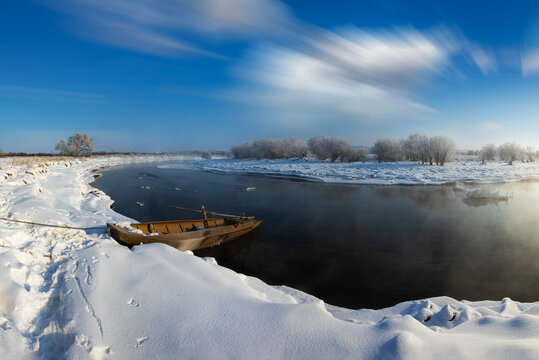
(464, 188), (513, 200)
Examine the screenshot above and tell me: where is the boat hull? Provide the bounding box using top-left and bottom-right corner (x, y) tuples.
(108, 217), (261, 251)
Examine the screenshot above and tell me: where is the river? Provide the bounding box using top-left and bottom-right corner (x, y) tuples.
(92, 162), (539, 309)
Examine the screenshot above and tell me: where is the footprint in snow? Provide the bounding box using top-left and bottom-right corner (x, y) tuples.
(128, 298), (140, 307)
(75, 334), (93, 352)
(0, 319), (12, 330)
(135, 337), (149, 348)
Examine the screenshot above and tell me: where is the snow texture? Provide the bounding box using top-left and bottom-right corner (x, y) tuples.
(160, 158), (539, 185)
(0, 155), (537, 359)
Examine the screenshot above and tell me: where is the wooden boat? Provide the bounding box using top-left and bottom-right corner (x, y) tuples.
(107, 216), (261, 251)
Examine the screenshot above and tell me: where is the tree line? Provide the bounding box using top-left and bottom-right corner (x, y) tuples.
(479, 143), (535, 165)
(373, 134), (455, 166)
(230, 134), (456, 166)
(231, 137), (369, 163)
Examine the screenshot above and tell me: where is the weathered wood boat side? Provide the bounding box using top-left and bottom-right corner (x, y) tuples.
(107, 217), (261, 251)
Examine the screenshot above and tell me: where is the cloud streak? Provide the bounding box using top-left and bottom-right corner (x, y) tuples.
(45, 0), (293, 58)
(481, 122), (503, 131)
(235, 27), (471, 123)
(45, 0), (498, 126)
(522, 49), (539, 77)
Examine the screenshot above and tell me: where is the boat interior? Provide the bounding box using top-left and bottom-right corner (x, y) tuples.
(131, 217), (243, 235)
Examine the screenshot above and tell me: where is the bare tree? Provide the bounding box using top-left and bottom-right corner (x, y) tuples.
(55, 133), (94, 157)
(479, 144), (497, 164)
(308, 136), (349, 162)
(498, 143), (521, 165)
(0, 147), (3, 156)
(372, 138), (402, 162)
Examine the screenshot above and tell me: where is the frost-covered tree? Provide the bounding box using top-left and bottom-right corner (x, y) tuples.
(479, 144), (497, 164)
(372, 138), (402, 162)
(524, 146), (535, 162)
(55, 133), (94, 157)
(200, 150), (212, 159)
(430, 136), (455, 166)
(251, 139), (284, 159)
(230, 138), (309, 159)
(282, 138), (309, 159)
(342, 147), (369, 163)
(416, 136), (433, 165)
(230, 141), (253, 159)
(308, 136), (349, 162)
(401, 133), (428, 162)
(498, 143), (521, 165)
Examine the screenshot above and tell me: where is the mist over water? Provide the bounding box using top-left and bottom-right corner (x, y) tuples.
(92, 163), (539, 309)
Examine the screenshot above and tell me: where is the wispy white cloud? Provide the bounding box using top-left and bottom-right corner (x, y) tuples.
(522, 49), (539, 77)
(234, 27), (465, 123)
(469, 47), (497, 75)
(481, 122), (503, 131)
(45, 0), (293, 58)
(44, 0), (498, 127)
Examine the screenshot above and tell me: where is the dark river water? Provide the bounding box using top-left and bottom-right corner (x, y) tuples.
(91, 162), (539, 309)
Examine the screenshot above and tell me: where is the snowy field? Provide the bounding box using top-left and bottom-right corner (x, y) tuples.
(160, 158), (539, 185)
(0, 155), (538, 359)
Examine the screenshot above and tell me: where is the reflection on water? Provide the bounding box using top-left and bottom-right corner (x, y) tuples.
(195, 229), (260, 272)
(463, 197), (511, 207)
(92, 164), (539, 309)
(374, 186), (456, 209)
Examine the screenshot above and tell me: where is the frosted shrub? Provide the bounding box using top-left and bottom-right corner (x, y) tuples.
(372, 138), (402, 162)
(418, 136), (433, 164)
(430, 136), (455, 166)
(200, 150), (212, 159)
(375, 134), (455, 165)
(524, 146), (535, 162)
(343, 147), (369, 163)
(498, 143), (521, 165)
(55, 133), (94, 157)
(401, 133), (429, 162)
(251, 139), (284, 159)
(282, 138), (309, 159)
(479, 144), (497, 164)
(231, 138), (309, 159)
(308, 136), (349, 162)
(230, 142), (253, 159)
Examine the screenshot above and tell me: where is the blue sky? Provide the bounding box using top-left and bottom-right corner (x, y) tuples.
(1, 0), (539, 152)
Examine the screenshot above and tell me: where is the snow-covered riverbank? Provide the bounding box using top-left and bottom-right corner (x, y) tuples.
(160, 158), (539, 185)
(0, 155), (538, 359)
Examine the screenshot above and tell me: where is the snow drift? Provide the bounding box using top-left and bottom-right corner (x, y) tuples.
(0, 155), (537, 359)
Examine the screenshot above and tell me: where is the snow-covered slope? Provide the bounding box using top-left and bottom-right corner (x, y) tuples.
(160, 158), (539, 185)
(0, 156), (537, 359)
